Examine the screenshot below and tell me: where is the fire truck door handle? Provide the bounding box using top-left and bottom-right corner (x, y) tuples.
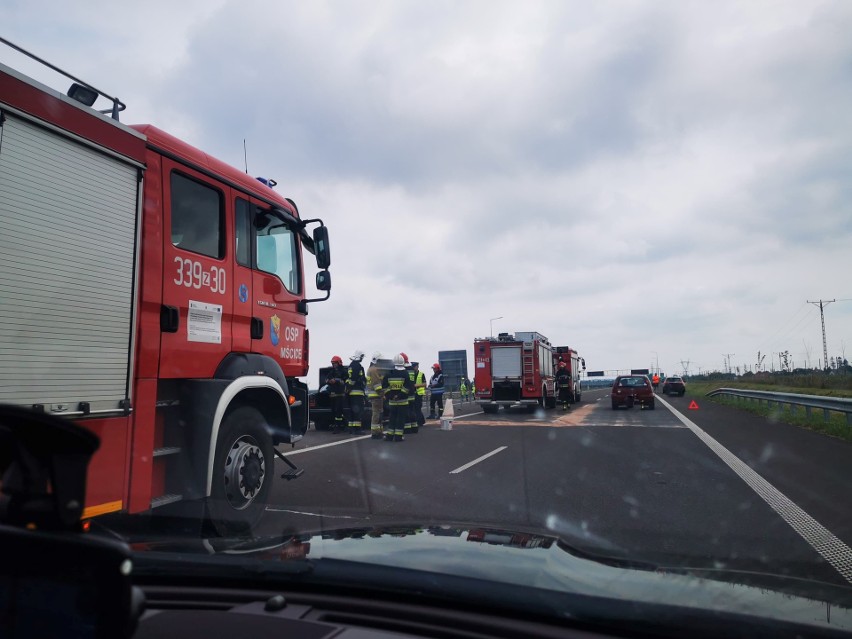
(160, 305), (179, 333)
(250, 317), (264, 340)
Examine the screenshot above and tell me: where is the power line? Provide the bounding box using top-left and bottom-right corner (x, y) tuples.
(807, 299), (835, 370)
(755, 302), (809, 352)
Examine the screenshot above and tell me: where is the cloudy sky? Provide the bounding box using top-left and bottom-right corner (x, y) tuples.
(4, 0), (851, 378)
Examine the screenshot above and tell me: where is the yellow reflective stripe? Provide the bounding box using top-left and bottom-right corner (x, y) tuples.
(82, 500), (123, 519)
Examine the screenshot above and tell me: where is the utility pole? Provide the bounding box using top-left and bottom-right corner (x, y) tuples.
(722, 353), (735, 374)
(807, 300), (835, 371)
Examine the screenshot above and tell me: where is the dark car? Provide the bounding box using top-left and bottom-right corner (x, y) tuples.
(308, 365), (335, 430)
(662, 376), (686, 396)
(309, 359), (397, 430)
(611, 375), (655, 410)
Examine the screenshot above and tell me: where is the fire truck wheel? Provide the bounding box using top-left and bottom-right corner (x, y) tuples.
(208, 406), (274, 536)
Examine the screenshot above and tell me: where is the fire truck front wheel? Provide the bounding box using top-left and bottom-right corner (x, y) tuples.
(208, 406), (274, 536)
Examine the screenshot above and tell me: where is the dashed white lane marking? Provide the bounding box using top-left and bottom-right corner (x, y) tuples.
(449, 446), (508, 474)
(657, 394), (852, 585)
(283, 434), (372, 456)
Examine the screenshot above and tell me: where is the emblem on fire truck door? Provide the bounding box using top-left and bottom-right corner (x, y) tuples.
(270, 314), (281, 346)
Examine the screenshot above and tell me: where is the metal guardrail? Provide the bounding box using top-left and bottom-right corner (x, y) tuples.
(707, 388), (852, 426)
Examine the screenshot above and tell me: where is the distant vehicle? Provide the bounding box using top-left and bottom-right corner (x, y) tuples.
(662, 376), (686, 396)
(611, 375), (656, 410)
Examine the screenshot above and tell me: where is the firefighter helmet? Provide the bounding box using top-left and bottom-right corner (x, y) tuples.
(371, 351), (382, 363)
(432, 363), (441, 370)
(350, 350), (364, 361)
(400, 352), (409, 364)
(331, 355), (343, 365)
(393, 354), (406, 369)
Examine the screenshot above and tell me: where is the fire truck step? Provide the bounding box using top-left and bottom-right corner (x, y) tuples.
(150, 494), (183, 509)
(153, 446), (182, 457)
(281, 468), (304, 480)
(274, 448), (305, 480)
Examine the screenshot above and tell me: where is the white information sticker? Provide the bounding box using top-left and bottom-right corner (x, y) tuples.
(187, 300), (222, 344)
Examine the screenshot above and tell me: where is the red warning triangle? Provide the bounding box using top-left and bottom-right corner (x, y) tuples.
(688, 400), (699, 410)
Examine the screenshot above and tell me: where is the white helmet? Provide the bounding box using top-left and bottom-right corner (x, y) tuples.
(350, 349), (364, 361)
(392, 353), (406, 369)
(371, 351), (382, 363)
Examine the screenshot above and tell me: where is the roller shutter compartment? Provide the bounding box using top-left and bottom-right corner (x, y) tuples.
(0, 112), (139, 413)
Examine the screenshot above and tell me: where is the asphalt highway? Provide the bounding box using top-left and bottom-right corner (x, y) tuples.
(263, 388), (852, 589)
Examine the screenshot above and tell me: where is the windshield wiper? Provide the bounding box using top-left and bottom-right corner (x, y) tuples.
(132, 552), (314, 580)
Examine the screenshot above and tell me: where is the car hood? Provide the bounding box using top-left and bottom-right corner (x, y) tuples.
(123, 522), (852, 633)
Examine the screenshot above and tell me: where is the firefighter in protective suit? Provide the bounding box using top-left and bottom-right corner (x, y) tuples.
(346, 350), (367, 432)
(555, 361), (572, 410)
(382, 354), (413, 441)
(366, 352), (384, 439)
(327, 356), (347, 432)
(402, 354), (417, 435)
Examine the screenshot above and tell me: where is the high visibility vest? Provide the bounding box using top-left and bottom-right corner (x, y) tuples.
(407, 369), (417, 403)
(413, 370), (426, 396)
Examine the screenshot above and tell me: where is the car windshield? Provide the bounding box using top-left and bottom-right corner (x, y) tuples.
(2, 2), (852, 637)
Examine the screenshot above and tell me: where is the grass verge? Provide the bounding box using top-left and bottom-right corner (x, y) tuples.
(685, 381), (852, 443)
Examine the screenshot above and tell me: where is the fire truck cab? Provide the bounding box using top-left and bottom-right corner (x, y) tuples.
(474, 332), (556, 413)
(0, 43), (331, 534)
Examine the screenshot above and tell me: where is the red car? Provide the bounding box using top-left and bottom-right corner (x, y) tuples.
(662, 376), (686, 396)
(611, 375), (656, 410)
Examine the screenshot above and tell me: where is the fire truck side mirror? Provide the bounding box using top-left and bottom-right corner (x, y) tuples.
(316, 270), (331, 291)
(313, 226), (331, 269)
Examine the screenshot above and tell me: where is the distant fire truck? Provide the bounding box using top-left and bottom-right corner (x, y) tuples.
(553, 346), (586, 404)
(474, 332), (556, 413)
(0, 41), (332, 534)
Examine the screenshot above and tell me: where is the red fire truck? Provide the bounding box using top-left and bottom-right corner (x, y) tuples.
(553, 346), (586, 404)
(0, 42), (331, 533)
(474, 332), (556, 413)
